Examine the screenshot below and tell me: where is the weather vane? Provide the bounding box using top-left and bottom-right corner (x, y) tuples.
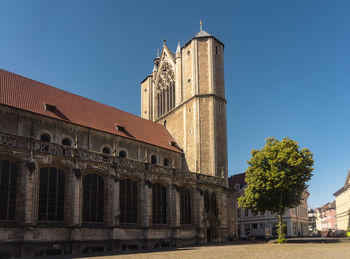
(200, 20), (203, 30)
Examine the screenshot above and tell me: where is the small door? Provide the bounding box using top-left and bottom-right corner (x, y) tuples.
(207, 228), (211, 243)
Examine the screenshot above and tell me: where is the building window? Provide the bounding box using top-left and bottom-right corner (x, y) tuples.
(163, 158), (169, 167)
(180, 189), (191, 225)
(237, 208), (240, 218)
(259, 223), (265, 229)
(252, 223), (258, 229)
(252, 210), (258, 216)
(151, 155), (157, 165)
(120, 178), (138, 223)
(245, 209), (249, 217)
(204, 191), (210, 213)
(38, 167), (65, 221)
(211, 192), (218, 216)
(152, 183), (167, 224)
(102, 147), (111, 154)
(0, 159), (18, 220)
(40, 133), (51, 143)
(61, 138), (71, 146)
(119, 150), (127, 158)
(83, 174), (104, 223)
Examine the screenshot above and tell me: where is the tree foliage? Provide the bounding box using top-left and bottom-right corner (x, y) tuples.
(238, 137), (314, 242)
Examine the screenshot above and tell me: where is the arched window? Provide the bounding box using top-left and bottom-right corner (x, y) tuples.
(151, 155), (157, 165)
(83, 174), (104, 223)
(211, 192), (218, 216)
(180, 189), (191, 225)
(0, 159), (19, 220)
(204, 191), (210, 213)
(119, 150), (127, 158)
(120, 179), (138, 223)
(38, 167), (65, 221)
(152, 183), (167, 224)
(163, 158), (169, 167)
(61, 138), (72, 146)
(40, 133), (51, 143)
(102, 147), (111, 154)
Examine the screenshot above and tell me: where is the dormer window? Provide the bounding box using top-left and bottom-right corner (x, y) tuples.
(44, 103), (56, 112)
(116, 125), (125, 132)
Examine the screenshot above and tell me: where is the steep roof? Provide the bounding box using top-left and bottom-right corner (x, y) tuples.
(0, 69), (182, 153)
(194, 29), (212, 38)
(228, 172), (246, 188)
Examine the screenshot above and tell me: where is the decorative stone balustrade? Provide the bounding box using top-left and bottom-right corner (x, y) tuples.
(0, 132), (226, 187)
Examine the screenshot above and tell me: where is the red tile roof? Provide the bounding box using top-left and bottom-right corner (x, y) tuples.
(228, 173), (246, 188)
(0, 69), (182, 153)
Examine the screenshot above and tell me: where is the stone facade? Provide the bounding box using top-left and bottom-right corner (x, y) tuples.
(141, 30), (228, 180)
(0, 28), (236, 257)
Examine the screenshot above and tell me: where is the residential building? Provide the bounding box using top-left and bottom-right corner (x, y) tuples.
(0, 27), (236, 257)
(230, 173), (309, 238)
(308, 208), (316, 234)
(333, 170), (350, 231)
(315, 201), (337, 232)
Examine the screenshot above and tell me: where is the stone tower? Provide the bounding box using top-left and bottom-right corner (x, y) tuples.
(141, 25), (227, 180)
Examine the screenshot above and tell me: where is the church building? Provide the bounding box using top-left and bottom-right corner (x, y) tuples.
(0, 27), (236, 257)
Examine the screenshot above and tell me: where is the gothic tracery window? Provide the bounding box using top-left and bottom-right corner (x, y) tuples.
(38, 167), (65, 221)
(0, 159), (18, 220)
(156, 62), (175, 118)
(180, 188), (191, 225)
(120, 178), (138, 223)
(83, 173), (104, 223)
(152, 183), (167, 224)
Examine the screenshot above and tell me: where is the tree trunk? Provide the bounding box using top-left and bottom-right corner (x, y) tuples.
(278, 213), (283, 241)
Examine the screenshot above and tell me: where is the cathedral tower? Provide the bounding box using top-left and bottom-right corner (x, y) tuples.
(141, 25), (227, 180)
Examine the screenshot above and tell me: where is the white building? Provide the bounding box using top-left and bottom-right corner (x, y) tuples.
(230, 173), (310, 238)
(333, 170), (350, 232)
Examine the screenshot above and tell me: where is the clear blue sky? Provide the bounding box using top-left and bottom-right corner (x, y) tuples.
(1, 0), (349, 208)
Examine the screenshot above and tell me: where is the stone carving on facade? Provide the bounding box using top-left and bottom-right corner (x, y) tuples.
(156, 62), (175, 92)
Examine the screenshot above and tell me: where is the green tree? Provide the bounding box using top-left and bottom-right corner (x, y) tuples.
(238, 137), (314, 243)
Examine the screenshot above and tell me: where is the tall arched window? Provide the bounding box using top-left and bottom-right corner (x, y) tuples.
(211, 192), (217, 216)
(180, 189), (191, 225)
(152, 183), (167, 224)
(204, 191), (210, 213)
(120, 179), (138, 223)
(83, 174), (104, 223)
(151, 155), (157, 165)
(0, 159), (19, 220)
(38, 167), (65, 221)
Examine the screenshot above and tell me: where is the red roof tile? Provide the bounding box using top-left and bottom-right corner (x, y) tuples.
(0, 69), (182, 153)
(228, 173), (246, 188)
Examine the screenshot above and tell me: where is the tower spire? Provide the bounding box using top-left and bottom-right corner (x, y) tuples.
(176, 41), (181, 53)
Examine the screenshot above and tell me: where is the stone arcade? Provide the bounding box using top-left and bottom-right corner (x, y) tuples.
(0, 28), (236, 257)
